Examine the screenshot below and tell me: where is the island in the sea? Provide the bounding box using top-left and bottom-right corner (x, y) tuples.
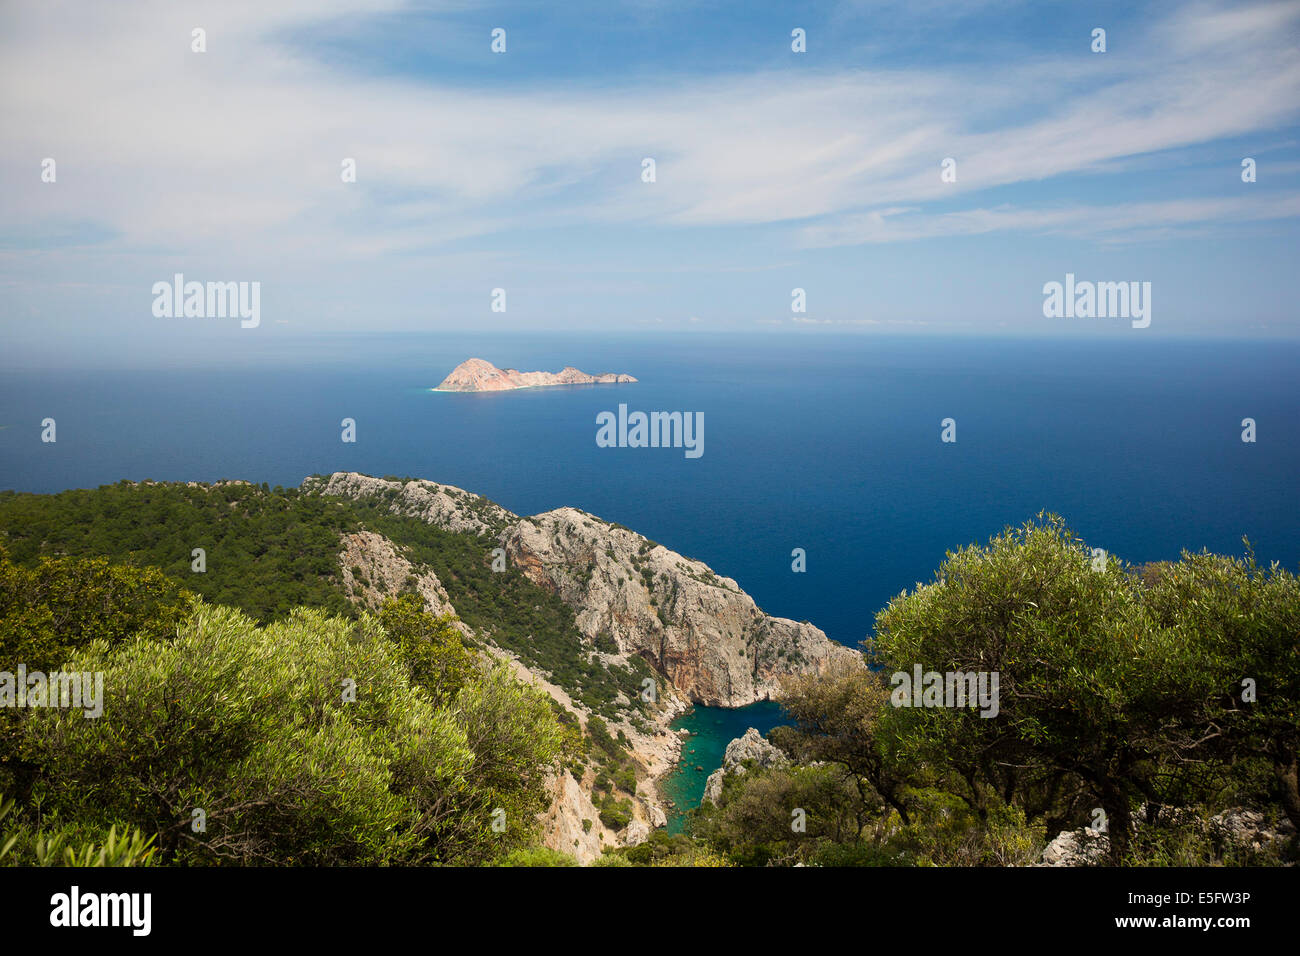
(434, 357), (637, 392)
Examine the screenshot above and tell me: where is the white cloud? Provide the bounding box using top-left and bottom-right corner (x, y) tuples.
(0, 0), (1296, 271)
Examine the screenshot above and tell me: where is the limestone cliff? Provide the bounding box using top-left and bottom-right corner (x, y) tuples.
(502, 507), (858, 707)
(307, 471), (512, 535)
(702, 727), (790, 806)
(314, 472), (856, 709)
(539, 772), (614, 865)
(337, 530), (458, 617)
(310, 471), (858, 859)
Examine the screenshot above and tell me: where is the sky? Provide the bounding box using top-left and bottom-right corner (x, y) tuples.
(1, 0), (1299, 363)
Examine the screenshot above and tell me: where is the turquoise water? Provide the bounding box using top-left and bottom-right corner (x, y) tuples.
(659, 701), (786, 833)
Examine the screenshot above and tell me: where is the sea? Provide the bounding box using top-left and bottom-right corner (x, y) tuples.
(3, 331), (1298, 825)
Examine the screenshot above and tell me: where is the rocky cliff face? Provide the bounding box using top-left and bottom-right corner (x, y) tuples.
(434, 357), (637, 392)
(502, 507), (857, 707)
(538, 771), (613, 865)
(702, 727), (790, 806)
(338, 530), (452, 613)
(311, 471), (857, 858)
(315, 472), (856, 708)
(307, 471), (512, 534)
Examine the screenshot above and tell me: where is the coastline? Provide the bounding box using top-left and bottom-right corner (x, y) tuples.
(656, 699), (789, 833)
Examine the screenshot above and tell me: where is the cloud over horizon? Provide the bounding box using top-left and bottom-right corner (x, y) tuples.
(1, 0), (1298, 349)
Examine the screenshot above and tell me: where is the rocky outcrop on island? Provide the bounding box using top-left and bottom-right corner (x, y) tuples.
(434, 357), (636, 392)
(702, 727), (790, 806)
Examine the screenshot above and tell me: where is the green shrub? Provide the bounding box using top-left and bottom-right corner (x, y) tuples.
(494, 847), (578, 867)
(18, 602), (564, 866)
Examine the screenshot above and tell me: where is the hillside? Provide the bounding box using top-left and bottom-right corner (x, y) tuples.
(0, 472), (853, 861)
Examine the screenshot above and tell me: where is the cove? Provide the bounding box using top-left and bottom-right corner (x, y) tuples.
(659, 700), (787, 834)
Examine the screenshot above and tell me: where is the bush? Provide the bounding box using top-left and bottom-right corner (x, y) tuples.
(597, 794), (633, 830)
(0, 797), (157, 867)
(18, 602), (564, 865)
(494, 847), (578, 867)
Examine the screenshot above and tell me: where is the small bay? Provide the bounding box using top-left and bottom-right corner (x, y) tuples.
(659, 701), (787, 833)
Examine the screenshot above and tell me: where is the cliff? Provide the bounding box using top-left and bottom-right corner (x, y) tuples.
(502, 507), (856, 707)
(311, 472), (856, 709)
(702, 727), (790, 806)
(434, 357), (637, 392)
(307, 471), (860, 857)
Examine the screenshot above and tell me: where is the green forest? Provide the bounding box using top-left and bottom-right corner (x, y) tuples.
(0, 480), (652, 720)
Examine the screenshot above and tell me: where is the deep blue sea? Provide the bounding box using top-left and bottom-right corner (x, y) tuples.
(4, 332), (1298, 814)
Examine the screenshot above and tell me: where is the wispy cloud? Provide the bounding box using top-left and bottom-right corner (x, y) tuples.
(800, 193), (1300, 245)
(2, 0), (1296, 263)
(1, 0), (1298, 345)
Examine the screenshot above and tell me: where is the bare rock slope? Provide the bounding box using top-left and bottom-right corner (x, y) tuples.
(503, 507), (856, 707)
(702, 727), (790, 806)
(311, 471), (856, 708)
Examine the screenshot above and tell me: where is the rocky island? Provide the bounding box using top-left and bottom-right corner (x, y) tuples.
(434, 357), (637, 392)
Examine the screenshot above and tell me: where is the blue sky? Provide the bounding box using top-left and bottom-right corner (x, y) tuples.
(2, 0), (1299, 362)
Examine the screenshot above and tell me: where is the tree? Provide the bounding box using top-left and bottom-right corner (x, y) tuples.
(22, 603), (480, 864)
(0, 546), (193, 671)
(695, 764), (861, 865)
(772, 656), (913, 832)
(870, 515), (1222, 863)
(1141, 547), (1300, 831)
(377, 594), (477, 706)
(0, 547), (193, 801)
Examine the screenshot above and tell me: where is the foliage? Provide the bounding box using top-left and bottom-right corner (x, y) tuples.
(0, 480), (655, 721)
(694, 764), (864, 865)
(15, 601), (564, 866)
(0, 483), (353, 622)
(696, 516), (1300, 867)
(0, 545), (193, 672)
(377, 594), (477, 706)
(0, 547), (195, 800)
(870, 515), (1226, 862)
(1, 797), (157, 867)
(492, 846), (578, 867)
